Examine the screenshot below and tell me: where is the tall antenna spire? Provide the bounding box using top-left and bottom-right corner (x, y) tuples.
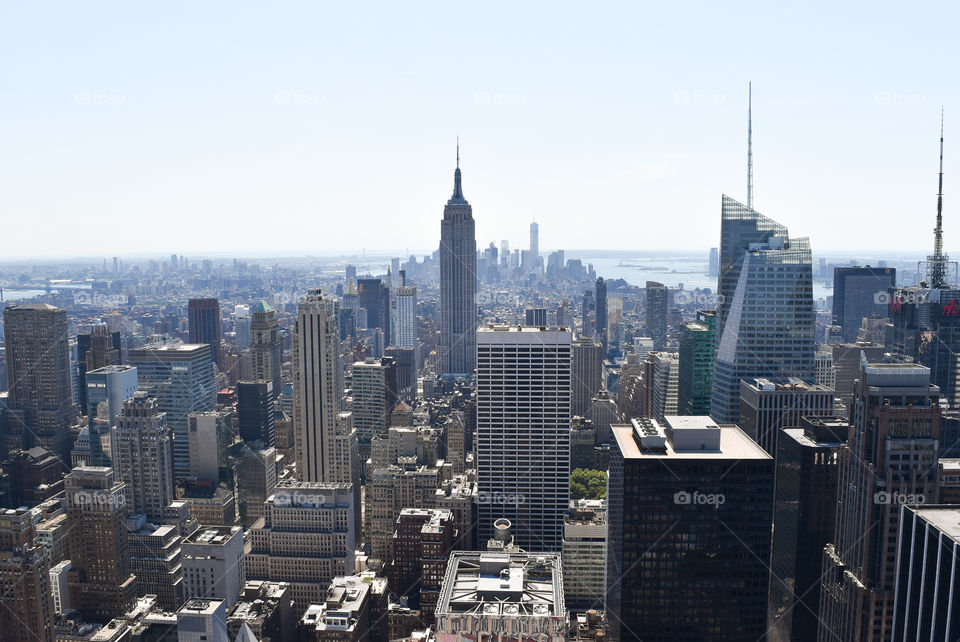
(747, 81), (753, 210)
(929, 109), (948, 289)
(451, 135), (464, 201)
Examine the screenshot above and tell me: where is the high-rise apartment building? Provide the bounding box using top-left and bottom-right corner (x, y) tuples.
(351, 357), (397, 461)
(64, 466), (137, 622)
(188, 298), (222, 367)
(390, 507), (456, 623)
(438, 151), (477, 377)
(2, 303), (76, 462)
(393, 285), (417, 349)
(677, 310), (715, 416)
(292, 290), (357, 485)
(819, 359), (942, 641)
(606, 416), (774, 641)
(128, 340), (216, 480)
(832, 266), (896, 342)
(645, 281), (668, 350)
(712, 200), (815, 423)
(234, 304), (251, 349)
(650, 352), (679, 422)
(246, 482), (356, 606)
(126, 516), (185, 612)
(571, 337), (603, 419)
(476, 325), (571, 550)
(0, 508), (55, 642)
(562, 499), (607, 610)
(187, 410), (231, 485)
(249, 301), (282, 395)
(113, 392), (175, 519)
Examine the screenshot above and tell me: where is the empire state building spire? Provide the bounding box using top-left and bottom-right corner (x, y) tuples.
(451, 136), (466, 203)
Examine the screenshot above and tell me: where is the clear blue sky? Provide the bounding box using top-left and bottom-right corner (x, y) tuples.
(1, 1), (956, 258)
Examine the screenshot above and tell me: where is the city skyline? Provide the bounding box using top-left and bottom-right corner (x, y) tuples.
(2, 4), (959, 640)
(1, 2), (956, 257)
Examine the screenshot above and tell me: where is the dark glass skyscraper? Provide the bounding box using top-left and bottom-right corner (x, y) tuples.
(677, 310), (715, 416)
(439, 149), (476, 376)
(832, 266), (896, 342)
(188, 297), (221, 367)
(606, 416), (774, 641)
(595, 277), (607, 345)
(769, 416), (845, 642)
(357, 279), (391, 344)
(645, 280), (668, 350)
(237, 380), (276, 447)
(892, 505), (960, 641)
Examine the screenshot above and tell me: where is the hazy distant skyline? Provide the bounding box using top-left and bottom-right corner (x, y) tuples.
(2, 2), (957, 257)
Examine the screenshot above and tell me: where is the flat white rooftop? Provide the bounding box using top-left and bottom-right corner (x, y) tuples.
(612, 423), (770, 460)
(914, 506), (960, 542)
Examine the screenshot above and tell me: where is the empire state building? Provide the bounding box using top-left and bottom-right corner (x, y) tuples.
(439, 146), (477, 376)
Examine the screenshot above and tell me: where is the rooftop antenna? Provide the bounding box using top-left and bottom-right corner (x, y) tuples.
(930, 109), (948, 288)
(456, 134), (460, 169)
(747, 82), (753, 210)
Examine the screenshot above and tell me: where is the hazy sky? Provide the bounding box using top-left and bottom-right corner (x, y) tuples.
(1, 2), (956, 258)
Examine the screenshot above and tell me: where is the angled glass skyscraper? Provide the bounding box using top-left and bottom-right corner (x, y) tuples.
(716, 195), (788, 342)
(439, 148), (476, 376)
(711, 196), (815, 423)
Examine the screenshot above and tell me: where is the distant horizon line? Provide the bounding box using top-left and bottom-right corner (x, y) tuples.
(0, 248), (944, 263)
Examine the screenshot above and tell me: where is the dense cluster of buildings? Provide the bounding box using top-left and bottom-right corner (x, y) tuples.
(0, 111), (957, 642)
